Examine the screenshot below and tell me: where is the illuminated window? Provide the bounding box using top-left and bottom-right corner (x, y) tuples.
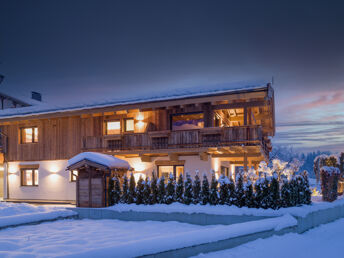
(21, 169), (39, 186)
(158, 165), (184, 182)
(106, 121), (121, 135)
(172, 113), (204, 130)
(125, 118), (134, 132)
(70, 170), (78, 182)
(20, 127), (38, 143)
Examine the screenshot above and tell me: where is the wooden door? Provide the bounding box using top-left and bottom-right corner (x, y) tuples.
(91, 178), (103, 208)
(78, 178), (89, 207)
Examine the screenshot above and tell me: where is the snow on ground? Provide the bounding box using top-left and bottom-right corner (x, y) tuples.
(0, 215), (295, 258)
(195, 217), (344, 258)
(107, 195), (344, 218)
(0, 202), (76, 228)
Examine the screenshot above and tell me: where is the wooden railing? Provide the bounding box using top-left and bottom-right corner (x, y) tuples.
(82, 126), (268, 155)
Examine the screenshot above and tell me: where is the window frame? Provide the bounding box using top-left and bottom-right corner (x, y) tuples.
(157, 165), (184, 179)
(124, 118), (135, 132)
(20, 127), (38, 144)
(105, 120), (121, 135)
(171, 112), (204, 131)
(70, 170), (78, 182)
(21, 168), (39, 186)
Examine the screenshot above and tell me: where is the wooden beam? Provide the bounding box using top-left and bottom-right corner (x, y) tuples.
(169, 153), (179, 161)
(211, 153), (262, 158)
(199, 152), (208, 161)
(213, 100), (268, 110)
(140, 155), (151, 162)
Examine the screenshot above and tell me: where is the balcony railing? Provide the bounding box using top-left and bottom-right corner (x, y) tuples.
(82, 125), (267, 156)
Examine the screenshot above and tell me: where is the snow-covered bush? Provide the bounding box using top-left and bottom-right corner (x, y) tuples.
(110, 162), (312, 209)
(320, 166), (340, 202)
(165, 173), (175, 205)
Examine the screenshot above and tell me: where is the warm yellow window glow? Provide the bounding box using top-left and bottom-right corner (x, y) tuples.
(125, 119), (134, 132)
(71, 170), (78, 182)
(106, 121), (121, 135)
(21, 127), (38, 143)
(21, 169), (38, 186)
(34, 127), (38, 142)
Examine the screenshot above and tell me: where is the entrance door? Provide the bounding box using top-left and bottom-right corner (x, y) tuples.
(78, 178), (89, 207)
(91, 178), (103, 208)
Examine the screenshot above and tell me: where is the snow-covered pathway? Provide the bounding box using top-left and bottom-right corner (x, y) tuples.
(196, 217), (344, 258)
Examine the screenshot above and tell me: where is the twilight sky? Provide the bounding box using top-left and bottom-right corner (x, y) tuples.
(1, 0), (343, 152)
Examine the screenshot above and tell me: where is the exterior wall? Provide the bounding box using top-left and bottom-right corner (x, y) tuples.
(123, 156), (235, 180)
(7, 160), (75, 201)
(5, 156), (237, 201)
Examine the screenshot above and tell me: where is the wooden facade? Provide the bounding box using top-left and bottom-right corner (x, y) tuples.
(0, 84), (275, 168)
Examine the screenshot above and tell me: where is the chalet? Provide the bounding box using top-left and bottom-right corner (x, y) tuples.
(0, 83), (275, 204)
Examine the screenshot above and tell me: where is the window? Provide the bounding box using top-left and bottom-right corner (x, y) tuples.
(172, 112), (204, 130)
(158, 165), (184, 182)
(21, 169), (38, 186)
(124, 118), (134, 132)
(221, 166), (229, 177)
(20, 127), (38, 143)
(106, 120), (121, 135)
(70, 170), (78, 182)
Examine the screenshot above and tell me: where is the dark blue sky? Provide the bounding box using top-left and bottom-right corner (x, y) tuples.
(1, 0), (343, 152)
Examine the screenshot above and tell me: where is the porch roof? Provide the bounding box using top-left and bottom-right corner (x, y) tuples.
(67, 152), (131, 171)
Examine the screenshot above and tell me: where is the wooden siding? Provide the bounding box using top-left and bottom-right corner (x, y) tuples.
(1, 87), (274, 162)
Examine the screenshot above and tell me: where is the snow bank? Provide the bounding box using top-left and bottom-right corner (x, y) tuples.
(107, 196), (344, 218)
(194, 218), (344, 258)
(60, 215), (296, 258)
(0, 202), (76, 228)
(68, 152), (130, 170)
(0, 210), (76, 228)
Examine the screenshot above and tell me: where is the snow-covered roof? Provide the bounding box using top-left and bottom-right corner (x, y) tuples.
(0, 82), (270, 120)
(68, 152), (131, 170)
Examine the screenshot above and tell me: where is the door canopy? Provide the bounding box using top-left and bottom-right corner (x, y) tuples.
(67, 152), (131, 171)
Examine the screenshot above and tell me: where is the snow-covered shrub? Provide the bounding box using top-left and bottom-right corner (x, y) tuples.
(143, 177), (151, 205)
(184, 173), (193, 205)
(121, 175), (129, 204)
(150, 173), (158, 204)
(127, 173), (136, 204)
(244, 178), (254, 208)
(165, 173), (175, 205)
(192, 171), (201, 204)
(113, 176), (121, 204)
(218, 175), (229, 205)
(201, 174), (210, 205)
(270, 172), (280, 209)
(135, 176), (145, 205)
(209, 172), (218, 205)
(108, 176), (115, 206)
(321, 166), (340, 202)
(175, 174), (184, 203)
(157, 176), (166, 204)
(235, 171), (245, 207)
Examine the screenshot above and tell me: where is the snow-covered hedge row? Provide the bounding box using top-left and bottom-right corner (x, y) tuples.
(108, 169), (311, 210)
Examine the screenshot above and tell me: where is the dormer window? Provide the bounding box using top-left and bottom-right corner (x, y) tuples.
(20, 127), (38, 143)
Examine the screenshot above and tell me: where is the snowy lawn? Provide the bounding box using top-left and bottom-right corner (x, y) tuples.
(0, 202), (76, 228)
(195, 217), (344, 258)
(0, 215), (295, 257)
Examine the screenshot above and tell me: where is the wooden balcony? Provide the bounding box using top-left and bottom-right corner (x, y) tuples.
(82, 125), (269, 157)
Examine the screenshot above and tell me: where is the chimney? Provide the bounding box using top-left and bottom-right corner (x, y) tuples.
(31, 91), (42, 102)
